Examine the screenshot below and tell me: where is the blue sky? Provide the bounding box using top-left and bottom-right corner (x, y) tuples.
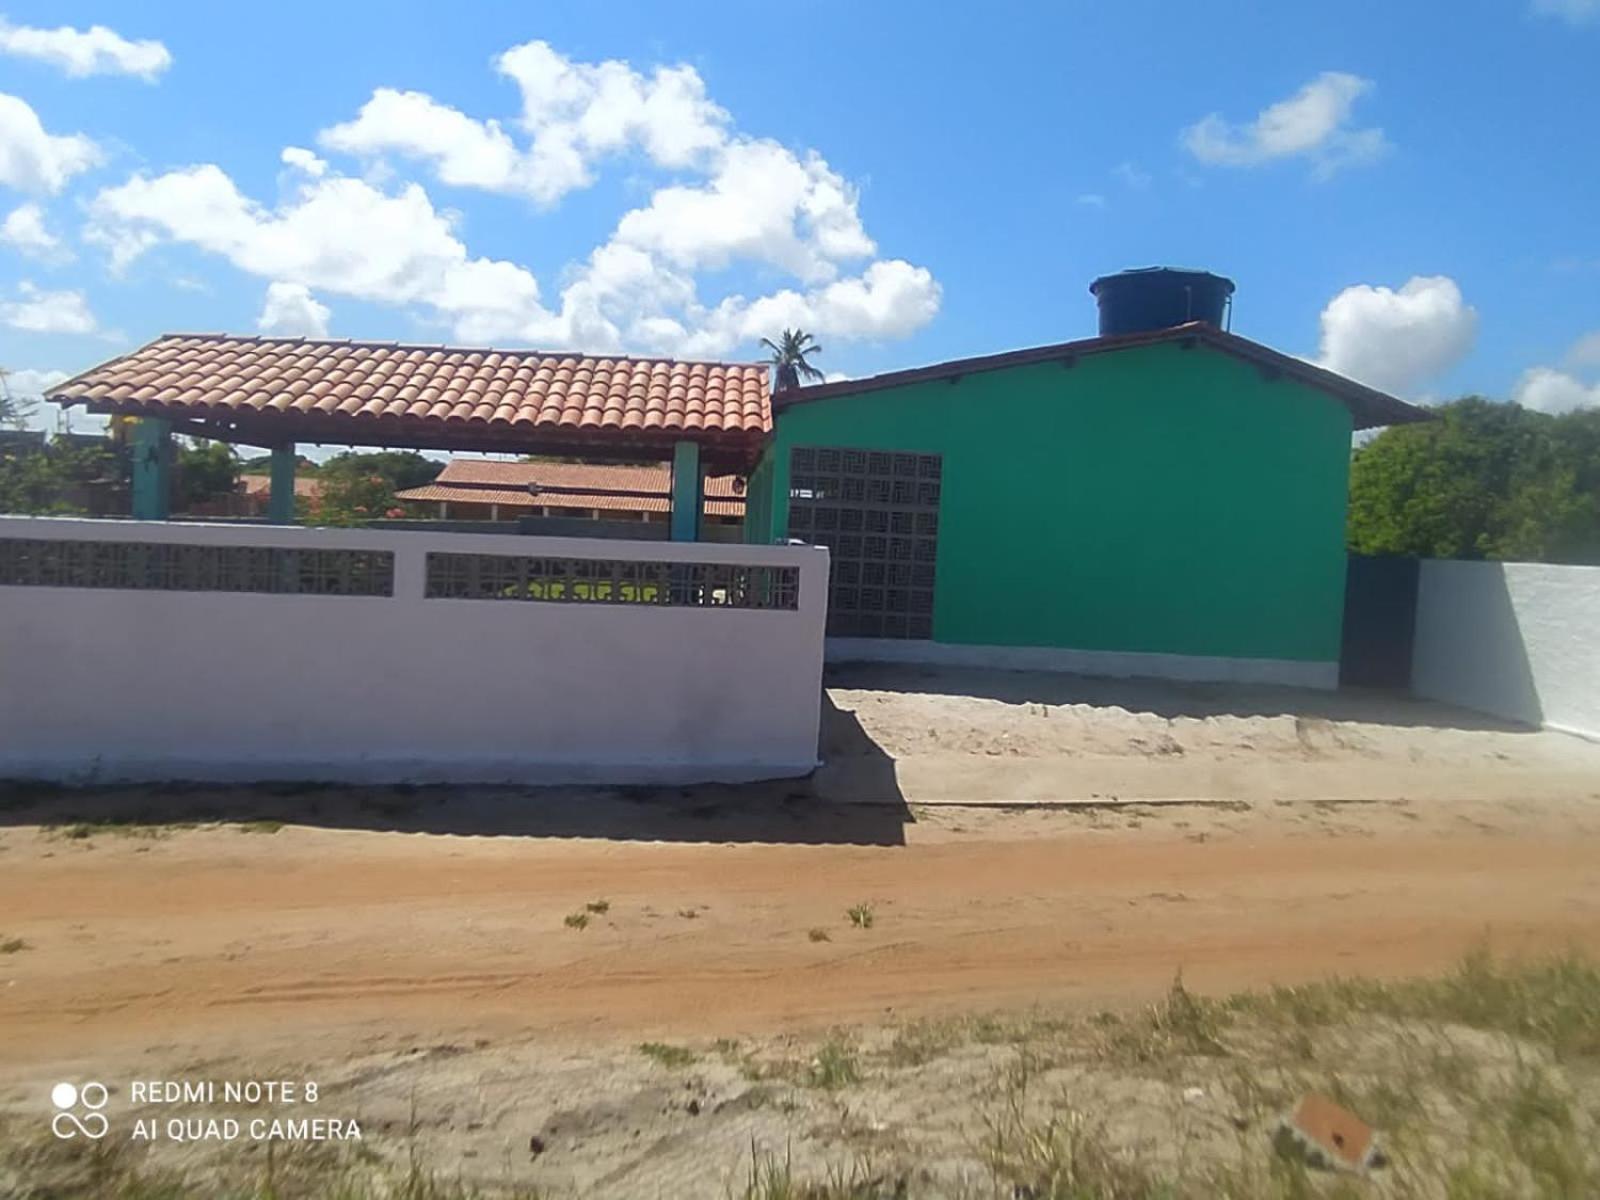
(3, 0), (1599, 432)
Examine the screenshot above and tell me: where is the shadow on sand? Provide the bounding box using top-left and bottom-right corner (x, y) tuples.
(821, 662), (1535, 734)
(0, 695), (912, 847)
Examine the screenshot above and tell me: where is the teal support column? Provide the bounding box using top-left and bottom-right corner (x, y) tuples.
(130, 418), (172, 520)
(267, 444), (297, 524)
(669, 440), (703, 542)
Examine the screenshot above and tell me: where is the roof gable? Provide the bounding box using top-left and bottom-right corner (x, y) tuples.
(773, 323), (1430, 431)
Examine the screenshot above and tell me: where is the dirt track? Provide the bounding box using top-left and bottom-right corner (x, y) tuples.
(4, 789), (1600, 1080)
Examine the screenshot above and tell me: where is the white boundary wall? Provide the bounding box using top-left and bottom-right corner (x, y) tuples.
(0, 517), (829, 784)
(1412, 560), (1600, 741)
(826, 638), (1338, 690)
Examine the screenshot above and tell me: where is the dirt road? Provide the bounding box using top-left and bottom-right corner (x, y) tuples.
(4, 789), (1600, 1077)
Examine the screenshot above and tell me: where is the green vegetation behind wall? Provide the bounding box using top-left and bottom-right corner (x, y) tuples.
(760, 343), (1353, 663)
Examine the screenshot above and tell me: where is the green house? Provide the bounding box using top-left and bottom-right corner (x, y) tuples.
(745, 304), (1426, 690)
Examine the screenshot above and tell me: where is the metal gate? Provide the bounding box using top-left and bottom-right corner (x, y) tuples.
(1339, 554), (1420, 689)
(787, 446), (942, 639)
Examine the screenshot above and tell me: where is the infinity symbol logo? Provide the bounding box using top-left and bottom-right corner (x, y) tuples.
(51, 1082), (109, 1140)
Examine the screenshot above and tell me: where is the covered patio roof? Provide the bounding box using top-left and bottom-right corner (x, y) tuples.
(46, 333), (773, 470)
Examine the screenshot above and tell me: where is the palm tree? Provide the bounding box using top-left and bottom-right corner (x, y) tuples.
(0, 367), (37, 431)
(760, 329), (825, 391)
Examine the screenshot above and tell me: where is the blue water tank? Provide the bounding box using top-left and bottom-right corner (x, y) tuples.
(1089, 268), (1235, 337)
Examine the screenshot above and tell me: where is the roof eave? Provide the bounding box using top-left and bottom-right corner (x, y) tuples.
(772, 323), (1432, 431)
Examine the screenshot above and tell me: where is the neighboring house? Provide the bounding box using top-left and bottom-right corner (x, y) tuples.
(742, 270), (1428, 689)
(185, 473), (323, 517)
(394, 459), (745, 529)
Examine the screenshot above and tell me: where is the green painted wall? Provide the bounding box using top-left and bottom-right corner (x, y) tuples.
(757, 342), (1353, 663)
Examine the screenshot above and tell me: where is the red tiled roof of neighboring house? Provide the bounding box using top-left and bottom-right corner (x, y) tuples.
(394, 459), (747, 517)
(774, 322), (1432, 431)
(46, 334), (772, 466)
(239, 474), (322, 499)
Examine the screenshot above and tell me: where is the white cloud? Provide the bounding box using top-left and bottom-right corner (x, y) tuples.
(1, 202), (68, 258)
(0, 17), (170, 80)
(320, 41), (730, 206)
(1183, 72), (1389, 178)
(1076, 192), (1106, 208)
(610, 140), (873, 284)
(1514, 367), (1600, 414)
(1112, 161), (1151, 190)
(280, 146), (327, 177)
(1563, 329), (1600, 368)
(1, 281), (98, 333)
(1532, 0), (1600, 24)
(89, 165), (541, 325)
(0, 92), (102, 193)
(3, 365), (68, 396)
(91, 41), (939, 360)
(258, 281), (331, 338)
(1316, 275), (1477, 394)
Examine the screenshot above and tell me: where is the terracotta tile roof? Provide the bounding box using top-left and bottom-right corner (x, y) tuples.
(394, 459), (746, 517)
(775, 322), (1432, 431)
(239, 474), (321, 499)
(47, 334), (772, 463)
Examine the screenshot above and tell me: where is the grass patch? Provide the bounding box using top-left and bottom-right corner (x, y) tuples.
(563, 910), (589, 931)
(1105, 971), (1231, 1064)
(638, 1041), (697, 1068)
(808, 1036), (861, 1089)
(1228, 944), (1600, 1060)
(808, 927), (831, 943)
(0, 936), (27, 954)
(585, 898), (610, 915)
(738, 1144), (901, 1199)
(845, 903), (874, 930)
(235, 819), (284, 834)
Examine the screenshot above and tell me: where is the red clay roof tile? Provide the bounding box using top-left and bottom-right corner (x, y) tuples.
(47, 334), (772, 462)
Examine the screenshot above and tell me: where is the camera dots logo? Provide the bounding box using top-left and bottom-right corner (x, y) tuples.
(51, 1082), (109, 1140)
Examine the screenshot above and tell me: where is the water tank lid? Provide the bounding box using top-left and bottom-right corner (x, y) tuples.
(1089, 266), (1236, 298)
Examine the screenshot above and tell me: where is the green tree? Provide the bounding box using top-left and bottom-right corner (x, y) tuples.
(0, 436), (127, 515)
(1348, 398), (1600, 564)
(174, 439), (239, 509)
(302, 451), (441, 525)
(760, 329), (825, 391)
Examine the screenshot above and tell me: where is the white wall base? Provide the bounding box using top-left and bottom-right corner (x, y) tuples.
(826, 637), (1339, 690)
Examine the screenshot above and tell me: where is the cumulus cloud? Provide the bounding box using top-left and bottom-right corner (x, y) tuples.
(89, 41), (939, 359)
(609, 140), (873, 283)
(0, 16), (170, 80)
(1563, 329), (1600, 368)
(1, 202), (68, 258)
(320, 41), (730, 206)
(1, 281), (98, 333)
(1316, 275), (1477, 394)
(0, 92), (101, 193)
(1, 366), (68, 396)
(258, 281), (331, 338)
(1514, 367), (1600, 414)
(1532, 0), (1600, 23)
(280, 146), (327, 177)
(1183, 72), (1389, 178)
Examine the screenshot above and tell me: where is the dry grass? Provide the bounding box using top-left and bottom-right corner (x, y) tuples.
(3, 949), (1595, 1198)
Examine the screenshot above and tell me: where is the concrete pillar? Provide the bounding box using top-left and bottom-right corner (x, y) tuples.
(130, 418), (172, 520)
(267, 444), (296, 524)
(670, 440), (702, 542)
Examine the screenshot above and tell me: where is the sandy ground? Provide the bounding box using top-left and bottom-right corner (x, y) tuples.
(1, 665), (1598, 1193)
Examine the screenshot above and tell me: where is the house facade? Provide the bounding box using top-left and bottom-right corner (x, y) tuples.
(746, 321), (1425, 689)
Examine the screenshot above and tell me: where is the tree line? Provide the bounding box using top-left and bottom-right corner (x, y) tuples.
(1349, 398), (1600, 565)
